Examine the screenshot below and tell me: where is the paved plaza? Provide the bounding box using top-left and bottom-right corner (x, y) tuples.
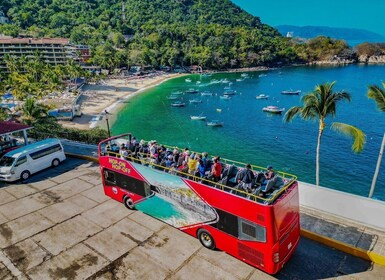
(0, 158), (384, 279)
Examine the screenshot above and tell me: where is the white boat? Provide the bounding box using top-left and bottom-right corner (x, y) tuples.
(262, 106), (285, 114)
(207, 120), (224, 127)
(201, 91), (213, 96)
(224, 86), (232, 90)
(236, 78), (245, 82)
(256, 94), (269, 99)
(166, 95), (180, 100)
(185, 88), (199, 94)
(258, 74), (267, 78)
(221, 78), (230, 83)
(220, 95), (232, 100)
(216, 108), (222, 112)
(185, 78), (192, 82)
(241, 73), (249, 77)
(281, 90), (301, 95)
(171, 101), (186, 107)
(189, 98), (202, 103)
(223, 89), (236, 95)
(190, 115), (207, 120)
(196, 81), (201, 84)
(171, 91), (183, 95)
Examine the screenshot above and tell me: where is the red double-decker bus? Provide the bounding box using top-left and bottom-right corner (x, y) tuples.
(98, 134), (300, 274)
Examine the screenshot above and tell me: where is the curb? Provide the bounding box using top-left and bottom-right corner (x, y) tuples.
(301, 229), (385, 267)
(65, 153), (99, 163)
(65, 153), (385, 268)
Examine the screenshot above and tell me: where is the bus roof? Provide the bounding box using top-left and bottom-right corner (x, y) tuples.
(5, 138), (62, 157)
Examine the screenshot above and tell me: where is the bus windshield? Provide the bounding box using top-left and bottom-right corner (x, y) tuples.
(0, 156), (15, 167)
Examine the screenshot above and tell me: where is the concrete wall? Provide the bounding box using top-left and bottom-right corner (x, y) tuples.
(299, 181), (385, 231)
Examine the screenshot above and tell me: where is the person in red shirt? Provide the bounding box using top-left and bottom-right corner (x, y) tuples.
(211, 157), (222, 182)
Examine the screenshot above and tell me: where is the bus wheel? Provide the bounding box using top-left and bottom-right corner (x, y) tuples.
(52, 158), (60, 167)
(197, 229), (216, 250)
(124, 196), (135, 210)
(20, 171), (30, 181)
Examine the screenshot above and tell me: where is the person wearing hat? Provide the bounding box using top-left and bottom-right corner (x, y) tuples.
(265, 165), (275, 180)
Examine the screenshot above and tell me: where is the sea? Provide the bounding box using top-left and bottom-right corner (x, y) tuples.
(111, 64), (385, 201)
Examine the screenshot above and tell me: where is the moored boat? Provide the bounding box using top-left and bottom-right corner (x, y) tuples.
(262, 106), (285, 114)
(220, 95), (232, 100)
(185, 89), (199, 94)
(223, 89), (236, 95)
(166, 95), (180, 100)
(207, 120), (224, 127)
(201, 91), (213, 96)
(171, 101), (186, 107)
(171, 91), (183, 95)
(190, 115), (207, 120)
(241, 73), (249, 77)
(281, 90), (301, 95)
(256, 94), (269, 99)
(189, 98), (202, 104)
(185, 78), (192, 82)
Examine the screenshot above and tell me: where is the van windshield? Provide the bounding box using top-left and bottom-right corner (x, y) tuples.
(0, 156), (15, 167)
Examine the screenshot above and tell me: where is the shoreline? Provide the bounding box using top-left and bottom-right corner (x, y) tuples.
(60, 72), (186, 131)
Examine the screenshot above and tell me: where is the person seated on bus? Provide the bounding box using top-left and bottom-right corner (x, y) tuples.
(187, 153), (199, 175)
(119, 145), (129, 160)
(201, 152), (212, 174)
(235, 164), (255, 192)
(197, 158), (206, 178)
(256, 165), (275, 184)
(210, 156), (222, 182)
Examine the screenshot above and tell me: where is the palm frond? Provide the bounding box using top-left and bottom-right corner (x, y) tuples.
(331, 122), (366, 153)
(367, 84), (385, 112)
(284, 106), (302, 122)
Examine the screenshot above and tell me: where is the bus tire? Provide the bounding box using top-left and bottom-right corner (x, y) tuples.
(197, 228), (216, 250)
(52, 158), (60, 167)
(123, 196), (135, 210)
(20, 170), (30, 181)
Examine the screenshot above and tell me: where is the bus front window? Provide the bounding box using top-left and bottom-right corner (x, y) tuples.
(0, 156), (15, 167)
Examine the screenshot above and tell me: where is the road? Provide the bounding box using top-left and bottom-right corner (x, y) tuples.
(0, 158), (384, 279)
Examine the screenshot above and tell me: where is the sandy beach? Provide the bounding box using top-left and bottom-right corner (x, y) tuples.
(59, 73), (183, 130)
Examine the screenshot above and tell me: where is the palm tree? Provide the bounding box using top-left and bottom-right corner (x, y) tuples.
(367, 82), (385, 198)
(284, 81), (366, 186)
(20, 98), (49, 125)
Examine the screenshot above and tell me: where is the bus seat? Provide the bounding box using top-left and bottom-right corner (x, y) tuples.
(261, 176), (278, 193)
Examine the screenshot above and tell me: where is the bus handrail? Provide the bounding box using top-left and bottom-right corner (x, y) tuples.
(100, 149), (297, 205)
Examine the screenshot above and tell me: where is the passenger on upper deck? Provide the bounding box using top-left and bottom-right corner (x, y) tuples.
(235, 164), (255, 192)
(210, 156), (222, 182)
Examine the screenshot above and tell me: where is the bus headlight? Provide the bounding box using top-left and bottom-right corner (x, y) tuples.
(273, 252), (280, 263)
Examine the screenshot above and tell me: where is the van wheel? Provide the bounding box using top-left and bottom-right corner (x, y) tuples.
(52, 158), (60, 167)
(124, 196), (135, 210)
(20, 171), (30, 181)
(197, 229), (216, 250)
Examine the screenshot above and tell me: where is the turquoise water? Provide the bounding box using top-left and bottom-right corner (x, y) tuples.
(112, 65), (385, 200)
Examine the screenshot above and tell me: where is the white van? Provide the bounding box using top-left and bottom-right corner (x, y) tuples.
(0, 138), (66, 182)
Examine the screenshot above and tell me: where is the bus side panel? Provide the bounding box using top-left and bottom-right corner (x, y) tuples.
(182, 225), (273, 273)
(184, 179), (272, 226)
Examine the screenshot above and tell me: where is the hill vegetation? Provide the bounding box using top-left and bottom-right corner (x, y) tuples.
(0, 0), (368, 70)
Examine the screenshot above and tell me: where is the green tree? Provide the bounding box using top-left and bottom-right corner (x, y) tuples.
(20, 98), (49, 125)
(284, 81), (366, 186)
(367, 82), (385, 198)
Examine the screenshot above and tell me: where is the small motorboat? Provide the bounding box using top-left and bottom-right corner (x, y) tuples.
(196, 81), (201, 84)
(189, 98), (202, 104)
(236, 78), (245, 82)
(201, 91), (213, 96)
(185, 89), (199, 94)
(258, 74), (267, 78)
(220, 95), (232, 100)
(190, 115), (207, 120)
(166, 95), (180, 100)
(223, 90), (236, 95)
(171, 91), (183, 95)
(185, 78), (192, 82)
(262, 106), (285, 114)
(216, 108), (222, 112)
(207, 120), (223, 127)
(241, 73), (249, 77)
(281, 90), (301, 95)
(171, 101), (186, 107)
(256, 94), (269, 99)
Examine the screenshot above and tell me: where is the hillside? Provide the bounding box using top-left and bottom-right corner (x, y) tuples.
(0, 0), (353, 69)
(276, 25), (385, 46)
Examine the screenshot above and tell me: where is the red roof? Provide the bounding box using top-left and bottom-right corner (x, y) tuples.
(0, 121), (31, 135)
